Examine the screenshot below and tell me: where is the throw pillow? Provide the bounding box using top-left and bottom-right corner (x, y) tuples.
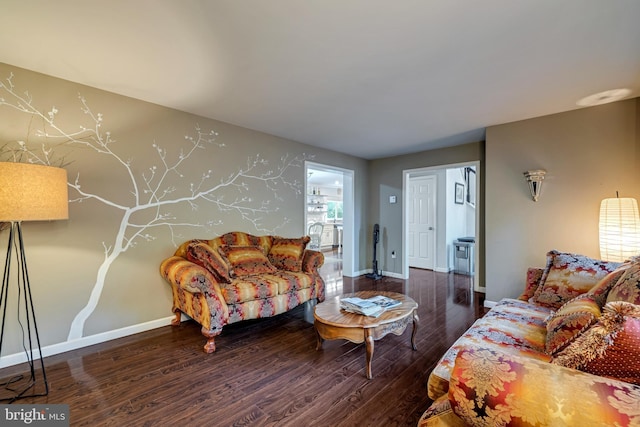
(217, 245), (277, 277)
(585, 266), (629, 308)
(544, 294), (601, 355)
(185, 241), (232, 283)
(212, 232), (273, 256)
(552, 301), (640, 385)
(606, 262), (640, 305)
(518, 267), (544, 301)
(533, 250), (621, 309)
(268, 236), (310, 272)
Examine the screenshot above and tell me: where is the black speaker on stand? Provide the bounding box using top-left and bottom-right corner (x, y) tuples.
(365, 224), (383, 280)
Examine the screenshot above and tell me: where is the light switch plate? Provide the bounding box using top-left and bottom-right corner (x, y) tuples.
(389, 195), (397, 204)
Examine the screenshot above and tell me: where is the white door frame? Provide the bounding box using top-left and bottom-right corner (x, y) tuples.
(305, 161), (355, 277)
(402, 161), (482, 292)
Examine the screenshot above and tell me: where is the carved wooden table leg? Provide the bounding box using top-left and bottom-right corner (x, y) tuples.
(315, 326), (324, 351)
(365, 330), (374, 379)
(411, 311), (419, 351)
(313, 291), (418, 380)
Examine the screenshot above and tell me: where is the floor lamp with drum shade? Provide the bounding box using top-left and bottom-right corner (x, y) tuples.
(0, 162), (68, 401)
(599, 195), (640, 262)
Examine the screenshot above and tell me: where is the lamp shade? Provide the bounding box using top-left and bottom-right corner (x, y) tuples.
(599, 197), (640, 262)
(0, 162), (68, 222)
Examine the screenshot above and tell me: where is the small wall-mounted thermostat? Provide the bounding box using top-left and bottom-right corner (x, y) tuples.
(389, 195), (397, 204)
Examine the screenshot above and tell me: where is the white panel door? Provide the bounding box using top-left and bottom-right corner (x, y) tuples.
(408, 176), (436, 270)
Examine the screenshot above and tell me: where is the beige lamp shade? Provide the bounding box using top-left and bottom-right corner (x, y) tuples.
(599, 197), (640, 262)
(0, 162), (69, 221)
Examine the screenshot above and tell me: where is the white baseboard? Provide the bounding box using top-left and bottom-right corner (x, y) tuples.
(350, 269), (369, 277)
(0, 315), (179, 369)
(380, 270), (403, 279)
(358, 269), (404, 279)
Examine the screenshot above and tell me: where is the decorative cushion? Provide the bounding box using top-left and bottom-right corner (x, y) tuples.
(606, 262), (640, 305)
(418, 394), (467, 427)
(210, 232), (273, 256)
(217, 245), (277, 277)
(585, 266), (628, 308)
(544, 294), (601, 355)
(518, 267), (544, 301)
(185, 241), (232, 283)
(533, 250), (621, 309)
(268, 236), (310, 272)
(553, 301), (640, 385)
(173, 238), (211, 258)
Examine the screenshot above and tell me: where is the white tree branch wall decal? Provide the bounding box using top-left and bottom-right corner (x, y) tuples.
(0, 72), (308, 341)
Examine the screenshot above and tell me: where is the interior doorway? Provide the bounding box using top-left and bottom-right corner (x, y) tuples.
(305, 162), (355, 277)
(408, 175), (436, 270)
(403, 161), (482, 292)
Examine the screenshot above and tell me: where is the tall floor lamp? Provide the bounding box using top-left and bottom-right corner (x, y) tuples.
(0, 162), (68, 401)
(599, 196), (640, 262)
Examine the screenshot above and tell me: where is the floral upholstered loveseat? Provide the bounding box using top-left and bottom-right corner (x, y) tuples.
(419, 250), (640, 426)
(160, 231), (325, 353)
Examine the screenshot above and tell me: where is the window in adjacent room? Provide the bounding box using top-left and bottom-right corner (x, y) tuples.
(327, 201), (343, 221)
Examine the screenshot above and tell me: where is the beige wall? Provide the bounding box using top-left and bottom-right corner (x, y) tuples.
(2, 60), (637, 360)
(369, 143), (484, 277)
(0, 63), (368, 358)
(485, 98), (640, 302)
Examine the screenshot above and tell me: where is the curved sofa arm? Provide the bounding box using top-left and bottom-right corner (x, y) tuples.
(302, 249), (324, 273)
(160, 256), (218, 294)
(449, 346), (640, 426)
(160, 256), (229, 328)
(302, 250), (326, 302)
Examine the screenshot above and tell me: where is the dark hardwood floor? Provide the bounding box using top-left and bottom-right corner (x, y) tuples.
(0, 252), (485, 426)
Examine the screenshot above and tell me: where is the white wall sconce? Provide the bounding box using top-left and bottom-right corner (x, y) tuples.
(599, 195), (640, 262)
(523, 170), (546, 202)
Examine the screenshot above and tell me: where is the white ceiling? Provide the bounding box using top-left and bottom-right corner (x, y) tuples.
(1, 1), (639, 160)
(308, 168), (343, 189)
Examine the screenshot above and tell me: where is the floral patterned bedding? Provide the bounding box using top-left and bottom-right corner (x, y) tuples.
(428, 298), (552, 400)
(422, 251), (640, 426)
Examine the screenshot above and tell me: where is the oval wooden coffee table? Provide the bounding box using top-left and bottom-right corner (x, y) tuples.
(314, 290), (419, 379)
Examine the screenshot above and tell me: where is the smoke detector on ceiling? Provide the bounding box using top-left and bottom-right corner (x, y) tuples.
(576, 88), (632, 107)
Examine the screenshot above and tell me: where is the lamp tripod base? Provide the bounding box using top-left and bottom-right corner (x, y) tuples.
(0, 222), (49, 402)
